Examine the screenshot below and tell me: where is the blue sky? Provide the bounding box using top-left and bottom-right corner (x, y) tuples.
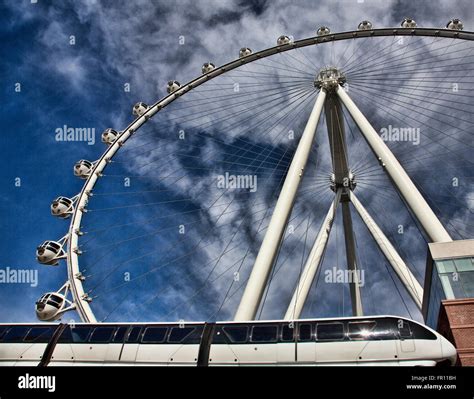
(0, 0), (472, 323)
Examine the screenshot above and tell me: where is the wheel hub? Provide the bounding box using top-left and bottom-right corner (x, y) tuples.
(315, 67), (346, 91)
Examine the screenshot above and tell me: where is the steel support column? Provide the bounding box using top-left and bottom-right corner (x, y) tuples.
(350, 191), (423, 308)
(284, 189), (341, 320)
(324, 85), (363, 317)
(341, 200), (364, 316)
(336, 86), (452, 243)
(234, 90), (327, 321)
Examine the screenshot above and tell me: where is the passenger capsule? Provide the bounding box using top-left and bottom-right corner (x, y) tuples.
(35, 292), (67, 321)
(401, 18), (417, 28)
(239, 47), (252, 58)
(201, 63), (215, 74)
(446, 19), (463, 30)
(74, 159), (93, 179)
(51, 196), (74, 218)
(358, 21), (373, 30)
(132, 102), (149, 117)
(36, 241), (66, 266)
(101, 128), (119, 145)
(167, 80), (181, 94)
(277, 35), (292, 45)
(317, 26), (330, 36)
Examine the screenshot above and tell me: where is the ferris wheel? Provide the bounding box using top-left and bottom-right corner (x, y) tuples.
(34, 18), (473, 324)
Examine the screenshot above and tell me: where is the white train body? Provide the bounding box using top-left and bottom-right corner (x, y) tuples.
(0, 316), (456, 367)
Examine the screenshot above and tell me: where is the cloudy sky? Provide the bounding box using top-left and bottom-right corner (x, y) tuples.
(0, 0), (472, 324)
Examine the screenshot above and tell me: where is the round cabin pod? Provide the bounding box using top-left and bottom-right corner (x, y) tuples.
(446, 18), (463, 30)
(101, 128), (119, 145)
(317, 26), (330, 36)
(36, 241), (65, 265)
(74, 159), (93, 179)
(35, 292), (67, 321)
(239, 47), (252, 58)
(201, 62), (215, 74)
(51, 196), (74, 218)
(167, 80), (181, 94)
(277, 35), (292, 45)
(358, 20), (373, 30)
(401, 18), (417, 28)
(132, 102), (149, 117)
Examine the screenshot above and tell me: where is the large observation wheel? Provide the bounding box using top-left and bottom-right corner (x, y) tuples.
(35, 22), (474, 324)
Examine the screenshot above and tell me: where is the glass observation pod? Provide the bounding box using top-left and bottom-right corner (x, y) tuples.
(0, 316), (457, 367)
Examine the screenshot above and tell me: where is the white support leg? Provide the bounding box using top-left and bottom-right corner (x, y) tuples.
(234, 90), (327, 321)
(350, 192), (423, 308)
(336, 86), (452, 244)
(284, 189), (341, 320)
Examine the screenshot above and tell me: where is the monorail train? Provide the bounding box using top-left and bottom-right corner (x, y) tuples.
(0, 315), (457, 366)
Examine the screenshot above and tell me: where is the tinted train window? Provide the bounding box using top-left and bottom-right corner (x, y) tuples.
(142, 327), (168, 343)
(24, 327), (55, 343)
(348, 321), (377, 341)
(223, 326), (248, 343)
(370, 319), (397, 340)
(126, 327), (142, 343)
(70, 327), (92, 343)
(0, 326), (9, 341)
(281, 324), (295, 342)
(409, 321), (437, 340)
(58, 327), (72, 342)
(3, 326), (29, 342)
(251, 325), (277, 343)
(113, 326), (128, 343)
(212, 328), (227, 344)
(316, 323), (344, 341)
(168, 327), (199, 344)
(298, 324), (312, 341)
(396, 320), (412, 339)
(3, 326), (30, 343)
(90, 327), (116, 343)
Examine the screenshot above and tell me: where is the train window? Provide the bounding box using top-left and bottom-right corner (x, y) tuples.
(0, 326), (9, 341)
(3, 326), (30, 342)
(298, 323), (312, 342)
(112, 326), (127, 343)
(168, 327), (197, 344)
(316, 323), (344, 341)
(251, 325), (278, 343)
(71, 326), (92, 343)
(397, 320), (412, 339)
(369, 319), (397, 340)
(281, 324), (295, 342)
(142, 327), (168, 343)
(90, 327), (116, 343)
(409, 322), (437, 340)
(212, 328), (228, 344)
(223, 326), (248, 343)
(58, 327), (72, 342)
(24, 327), (55, 343)
(126, 327), (142, 343)
(348, 321), (377, 341)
